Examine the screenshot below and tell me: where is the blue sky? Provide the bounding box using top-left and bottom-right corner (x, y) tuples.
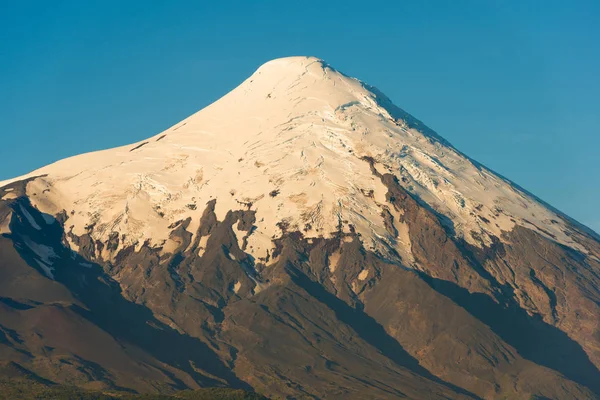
(1, 1), (598, 232)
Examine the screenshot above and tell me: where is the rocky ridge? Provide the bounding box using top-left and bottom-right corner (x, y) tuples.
(0, 56), (599, 399)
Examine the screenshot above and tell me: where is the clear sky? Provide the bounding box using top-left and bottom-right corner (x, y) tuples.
(1, 1), (598, 233)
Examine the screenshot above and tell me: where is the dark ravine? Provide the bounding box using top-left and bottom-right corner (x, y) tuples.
(1, 175), (599, 399)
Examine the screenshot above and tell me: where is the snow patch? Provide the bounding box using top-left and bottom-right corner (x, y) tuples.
(233, 281), (241, 294)
(358, 269), (369, 281)
(22, 236), (57, 279)
(198, 234), (210, 257)
(35, 259), (54, 279)
(0, 55), (591, 261)
(40, 213), (55, 225)
(0, 211), (12, 235)
(18, 204), (41, 230)
(1, 192), (18, 200)
(328, 251), (341, 273)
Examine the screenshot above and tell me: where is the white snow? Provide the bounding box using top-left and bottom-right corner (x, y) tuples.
(0, 56), (593, 262)
(0, 211), (12, 235)
(40, 213), (55, 225)
(1, 192), (17, 200)
(358, 269), (369, 281)
(328, 250), (341, 273)
(18, 204), (41, 230)
(197, 235), (210, 257)
(22, 236), (57, 279)
(233, 281), (241, 294)
(35, 259), (54, 279)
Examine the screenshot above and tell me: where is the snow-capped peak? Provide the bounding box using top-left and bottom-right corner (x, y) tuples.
(1, 56), (594, 262)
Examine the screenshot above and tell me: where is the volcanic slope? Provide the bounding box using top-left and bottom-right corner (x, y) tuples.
(0, 56), (599, 399)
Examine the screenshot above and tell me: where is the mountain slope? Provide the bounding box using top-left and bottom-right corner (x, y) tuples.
(0, 56), (599, 399)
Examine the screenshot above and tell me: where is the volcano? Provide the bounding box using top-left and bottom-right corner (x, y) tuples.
(0, 56), (599, 399)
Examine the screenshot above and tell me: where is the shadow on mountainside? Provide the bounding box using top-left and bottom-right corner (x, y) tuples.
(286, 265), (481, 399)
(6, 197), (251, 392)
(420, 273), (600, 394)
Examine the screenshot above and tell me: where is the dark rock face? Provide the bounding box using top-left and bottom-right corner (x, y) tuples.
(0, 177), (599, 400)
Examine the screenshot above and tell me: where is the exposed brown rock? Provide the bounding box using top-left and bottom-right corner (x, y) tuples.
(0, 179), (599, 399)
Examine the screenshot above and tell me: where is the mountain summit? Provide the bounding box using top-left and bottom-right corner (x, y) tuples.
(1, 56), (599, 399)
